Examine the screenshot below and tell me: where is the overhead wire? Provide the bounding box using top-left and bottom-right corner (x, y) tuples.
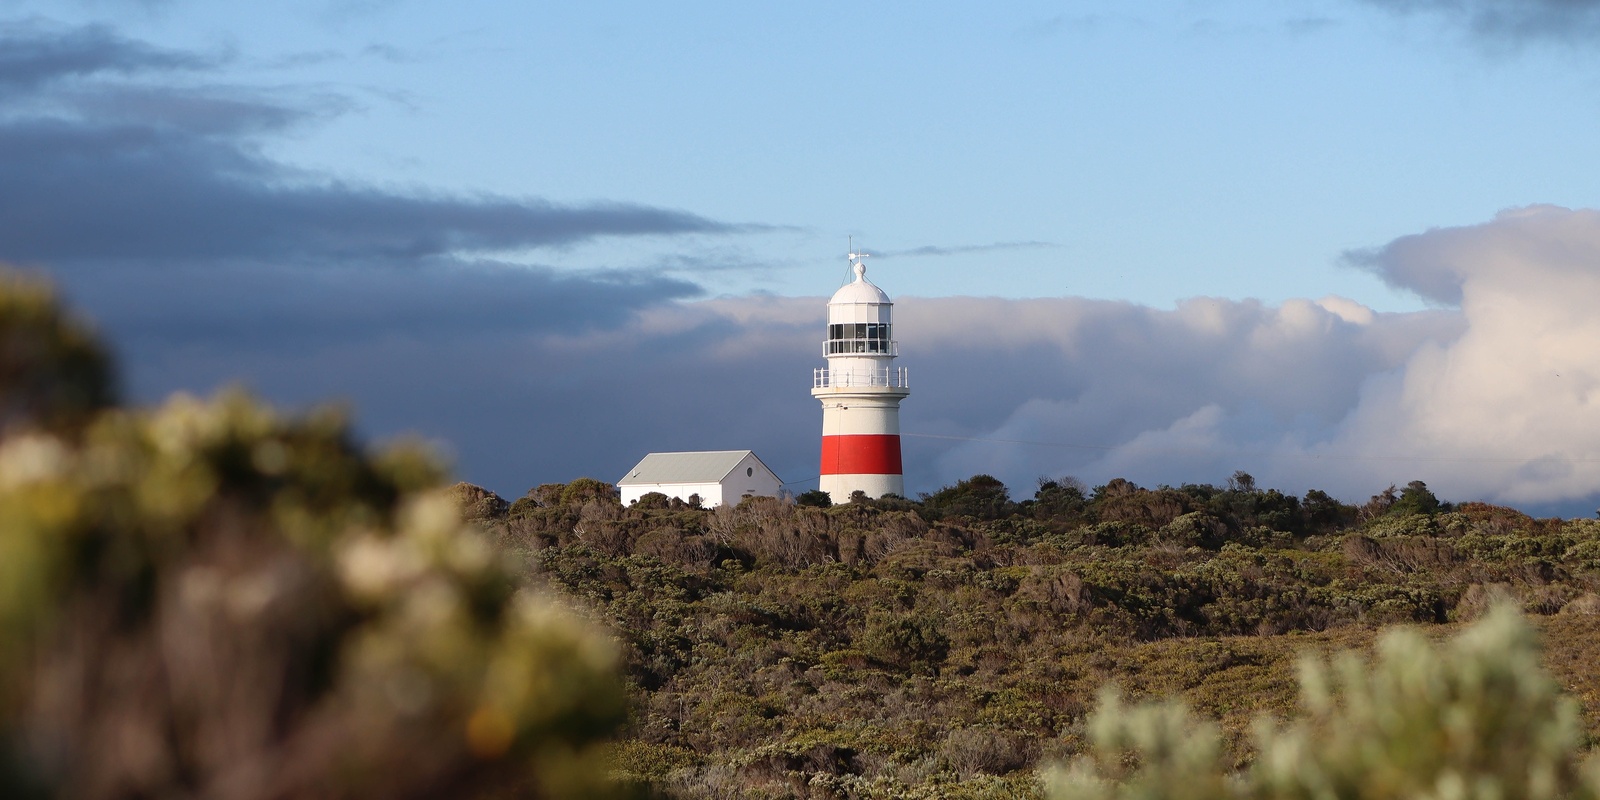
(783, 430), (1600, 493)
(899, 432), (1600, 465)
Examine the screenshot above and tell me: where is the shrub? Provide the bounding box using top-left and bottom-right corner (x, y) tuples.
(450, 481), (510, 520)
(922, 475), (1014, 521)
(1390, 479), (1443, 517)
(861, 611), (950, 675)
(795, 489), (833, 508)
(561, 477), (617, 507)
(1043, 604), (1593, 800)
(1032, 478), (1089, 527)
(632, 491), (672, 510)
(0, 272), (115, 435)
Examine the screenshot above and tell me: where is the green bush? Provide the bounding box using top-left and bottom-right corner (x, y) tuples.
(922, 475), (1015, 521)
(795, 489), (833, 508)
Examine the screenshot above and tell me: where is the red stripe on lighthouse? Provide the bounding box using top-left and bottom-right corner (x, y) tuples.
(820, 434), (903, 475)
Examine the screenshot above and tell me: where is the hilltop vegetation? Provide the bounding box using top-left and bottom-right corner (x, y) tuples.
(466, 473), (1600, 798)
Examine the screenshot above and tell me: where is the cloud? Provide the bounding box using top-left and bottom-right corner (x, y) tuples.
(1361, 0), (1600, 45)
(898, 294), (1462, 494)
(910, 206), (1600, 511)
(874, 241), (1057, 259)
(0, 22), (748, 271)
(57, 260), (704, 350)
(1346, 205), (1600, 306)
(60, 268), (1461, 509)
(1299, 206), (1600, 505)
(14, 22), (1599, 516)
(0, 120), (738, 267)
(50, 206), (1600, 516)
(0, 20), (214, 93)
(0, 20), (771, 497)
(44, 265), (809, 496)
(1285, 16), (1340, 36)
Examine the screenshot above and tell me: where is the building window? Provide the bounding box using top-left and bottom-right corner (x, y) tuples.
(825, 322), (891, 354)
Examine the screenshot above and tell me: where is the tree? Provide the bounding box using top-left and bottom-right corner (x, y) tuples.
(0, 273), (115, 434)
(920, 474), (1014, 520)
(1226, 470), (1256, 493)
(1390, 479), (1443, 517)
(1302, 488), (1356, 533)
(1092, 477), (1141, 501)
(1033, 477), (1089, 523)
(1361, 484), (1399, 522)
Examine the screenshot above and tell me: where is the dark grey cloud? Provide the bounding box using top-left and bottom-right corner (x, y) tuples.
(0, 20), (214, 93)
(0, 118), (736, 266)
(64, 84), (350, 134)
(56, 260), (702, 351)
(0, 19), (773, 501)
(0, 22), (741, 270)
(1362, 0), (1600, 44)
(48, 267), (810, 497)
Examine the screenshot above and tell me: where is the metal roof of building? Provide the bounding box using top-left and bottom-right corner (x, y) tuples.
(829, 263), (891, 305)
(618, 450), (770, 485)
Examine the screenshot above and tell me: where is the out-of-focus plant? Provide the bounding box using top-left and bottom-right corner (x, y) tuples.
(0, 272), (627, 799)
(1043, 604), (1598, 800)
(0, 274), (113, 434)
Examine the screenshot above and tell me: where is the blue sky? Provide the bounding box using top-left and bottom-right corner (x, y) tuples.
(7, 0), (1600, 512)
(26, 0), (1600, 305)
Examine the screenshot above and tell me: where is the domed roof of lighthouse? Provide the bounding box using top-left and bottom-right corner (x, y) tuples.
(829, 259), (891, 305)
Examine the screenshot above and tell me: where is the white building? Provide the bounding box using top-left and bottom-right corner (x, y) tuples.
(617, 450), (783, 508)
(812, 251), (910, 503)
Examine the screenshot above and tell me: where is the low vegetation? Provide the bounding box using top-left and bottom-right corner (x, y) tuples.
(467, 473), (1600, 798)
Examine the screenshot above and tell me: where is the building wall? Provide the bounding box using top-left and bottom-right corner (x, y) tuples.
(816, 389), (907, 503)
(619, 453), (782, 508)
(725, 452), (783, 505)
(820, 473), (903, 502)
(620, 481), (723, 508)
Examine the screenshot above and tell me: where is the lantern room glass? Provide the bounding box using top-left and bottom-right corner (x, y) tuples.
(826, 323), (892, 354)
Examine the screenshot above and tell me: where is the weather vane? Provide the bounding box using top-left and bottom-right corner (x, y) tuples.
(847, 236), (869, 276)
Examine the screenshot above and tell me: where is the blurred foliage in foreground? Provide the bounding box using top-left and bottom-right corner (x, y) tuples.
(1048, 604), (1597, 800)
(0, 272), (627, 798)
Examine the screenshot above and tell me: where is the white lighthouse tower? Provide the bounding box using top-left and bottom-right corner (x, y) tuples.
(812, 250), (910, 502)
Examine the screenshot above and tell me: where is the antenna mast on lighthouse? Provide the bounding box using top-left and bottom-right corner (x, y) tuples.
(812, 244), (910, 502)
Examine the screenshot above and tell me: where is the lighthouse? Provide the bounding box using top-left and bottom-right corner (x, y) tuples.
(813, 250), (910, 503)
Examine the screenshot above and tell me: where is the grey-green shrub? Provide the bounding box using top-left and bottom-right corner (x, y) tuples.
(1044, 604), (1597, 800)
